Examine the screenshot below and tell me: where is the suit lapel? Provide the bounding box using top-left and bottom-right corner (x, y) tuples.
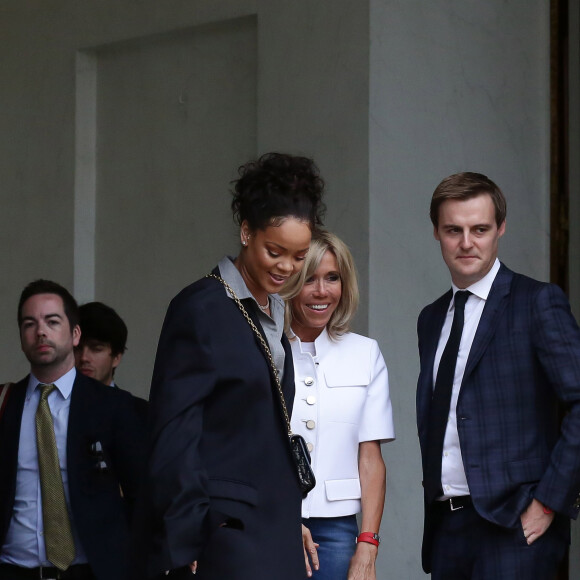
(462, 264), (512, 383)
(243, 302), (294, 427)
(417, 291), (452, 431)
(0, 377), (30, 511)
(67, 373), (90, 465)
(421, 293), (452, 387)
(0, 377), (28, 443)
(280, 333), (295, 411)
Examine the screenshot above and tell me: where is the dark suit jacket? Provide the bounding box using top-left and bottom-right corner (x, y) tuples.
(417, 264), (580, 571)
(137, 273), (304, 580)
(114, 384), (149, 419)
(0, 372), (147, 580)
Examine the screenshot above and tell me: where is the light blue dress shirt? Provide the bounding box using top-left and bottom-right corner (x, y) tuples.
(0, 367), (87, 566)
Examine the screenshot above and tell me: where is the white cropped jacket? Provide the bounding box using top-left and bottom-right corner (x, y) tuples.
(289, 328), (395, 518)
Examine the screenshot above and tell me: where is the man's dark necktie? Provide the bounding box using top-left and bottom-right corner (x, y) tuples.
(424, 290), (470, 503)
(36, 383), (76, 570)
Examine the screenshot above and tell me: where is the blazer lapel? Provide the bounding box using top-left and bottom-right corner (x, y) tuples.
(67, 373), (90, 463)
(280, 333), (295, 411)
(462, 264), (512, 383)
(0, 377), (28, 442)
(243, 302), (293, 429)
(417, 291), (452, 431)
(421, 293), (452, 388)
(0, 377), (29, 507)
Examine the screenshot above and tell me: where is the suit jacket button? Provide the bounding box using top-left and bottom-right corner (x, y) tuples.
(304, 377), (315, 386)
(306, 420), (316, 430)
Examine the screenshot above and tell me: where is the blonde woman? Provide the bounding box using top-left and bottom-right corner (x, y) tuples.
(281, 230), (395, 580)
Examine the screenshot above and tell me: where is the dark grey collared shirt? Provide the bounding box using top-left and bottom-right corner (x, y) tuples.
(217, 256), (286, 380)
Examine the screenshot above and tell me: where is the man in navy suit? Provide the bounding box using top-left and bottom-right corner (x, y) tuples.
(0, 280), (146, 580)
(416, 172), (580, 578)
(75, 301), (148, 417)
(75, 301), (128, 387)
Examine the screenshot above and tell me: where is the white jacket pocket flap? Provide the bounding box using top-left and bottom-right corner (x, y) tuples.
(323, 365), (370, 388)
(325, 478), (361, 501)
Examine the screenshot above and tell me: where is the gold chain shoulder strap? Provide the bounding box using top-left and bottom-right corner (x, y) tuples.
(206, 274), (293, 437)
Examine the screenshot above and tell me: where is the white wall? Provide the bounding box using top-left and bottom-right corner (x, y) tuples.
(0, 0), (370, 395)
(257, 0), (370, 327)
(0, 0), (261, 385)
(370, 1), (553, 577)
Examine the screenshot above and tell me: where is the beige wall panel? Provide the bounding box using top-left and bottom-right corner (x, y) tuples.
(91, 18), (257, 395)
(366, 0), (580, 577)
(257, 0), (370, 331)
(0, 0), (258, 383)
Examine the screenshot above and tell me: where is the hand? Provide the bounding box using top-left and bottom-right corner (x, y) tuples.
(302, 524), (319, 577)
(520, 498), (554, 545)
(163, 565), (197, 578)
(184, 520), (227, 575)
(347, 541), (378, 580)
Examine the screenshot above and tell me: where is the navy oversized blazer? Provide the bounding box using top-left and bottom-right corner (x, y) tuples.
(0, 372), (147, 580)
(417, 264), (580, 568)
(141, 273), (304, 579)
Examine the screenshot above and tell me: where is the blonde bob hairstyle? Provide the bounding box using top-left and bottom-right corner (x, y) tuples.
(281, 229), (359, 340)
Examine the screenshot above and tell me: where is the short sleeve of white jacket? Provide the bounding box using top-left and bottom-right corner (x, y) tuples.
(320, 332), (395, 443)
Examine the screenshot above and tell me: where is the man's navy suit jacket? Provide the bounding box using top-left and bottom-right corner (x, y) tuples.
(0, 372), (147, 580)
(417, 263), (580, 568)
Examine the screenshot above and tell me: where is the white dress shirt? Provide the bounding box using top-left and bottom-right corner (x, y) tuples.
(433, 259), (501, 498)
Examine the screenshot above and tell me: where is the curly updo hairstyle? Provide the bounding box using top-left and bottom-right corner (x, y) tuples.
(231, 152), (326, 230)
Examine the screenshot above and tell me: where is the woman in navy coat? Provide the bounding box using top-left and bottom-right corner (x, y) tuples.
(143, 153), (325, 579)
